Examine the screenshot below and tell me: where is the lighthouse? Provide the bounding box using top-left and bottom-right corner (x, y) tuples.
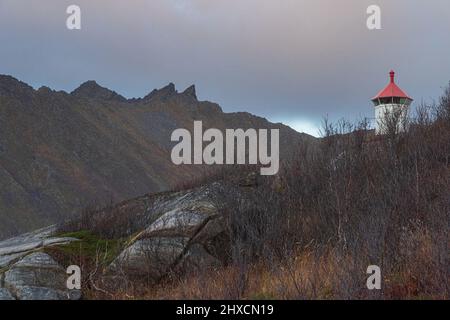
(372, 71), (413, 135)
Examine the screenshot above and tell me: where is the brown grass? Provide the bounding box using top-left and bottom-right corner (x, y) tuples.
(60, 83), (450, 300)
(87, 226), (445, 300)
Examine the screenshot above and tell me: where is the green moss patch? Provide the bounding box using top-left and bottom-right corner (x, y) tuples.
(43, 230), (126, 268)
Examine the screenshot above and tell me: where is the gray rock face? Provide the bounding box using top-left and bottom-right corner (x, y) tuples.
(0, 227), (79, 300)
(3, 252), (68, 300)
(143, 202), (218, 239)
(112, 237), (189, 279)
(0, 226), (78, 270)
(178, 244), (222, 275)
(13, 252), (62, 268)
(191, 216), (226, 244)
(0, 288), (15, 300)
(0, 225), (76, 251)
(0, 252), (28, 269)
(0, 241), (44, 257)
(14, 286), (67, 300)
(5, 253), (65, 287)
(110, 184), (228, 279)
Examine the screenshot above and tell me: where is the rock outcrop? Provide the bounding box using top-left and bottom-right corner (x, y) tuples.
(109, 184), (227, 280)
(3, 253), (68, 300)
(0, 180), (252, 299)
(0, 226), (78, 300)
(0, 183), (233, 299)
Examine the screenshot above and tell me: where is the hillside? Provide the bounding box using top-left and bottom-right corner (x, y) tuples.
(0, 82), (448, 300)
(0, 75), (312, 239)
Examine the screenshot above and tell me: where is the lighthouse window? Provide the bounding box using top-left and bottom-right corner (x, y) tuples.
(379, 98), (391, 104)
(374, 97), (410, 105)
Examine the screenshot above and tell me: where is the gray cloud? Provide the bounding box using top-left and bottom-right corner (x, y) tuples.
(1, 0), (449, 136)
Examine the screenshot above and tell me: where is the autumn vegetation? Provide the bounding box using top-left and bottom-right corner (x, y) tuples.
(57, 83), (450, 300)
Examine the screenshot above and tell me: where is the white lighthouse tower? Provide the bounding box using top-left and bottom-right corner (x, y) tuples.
(372, 70), (413, 135)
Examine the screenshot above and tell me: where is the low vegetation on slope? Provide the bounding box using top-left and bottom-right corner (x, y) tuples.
(54, 84), (450, 300)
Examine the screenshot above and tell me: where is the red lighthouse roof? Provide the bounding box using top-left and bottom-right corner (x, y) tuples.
(372, 70), (412, 101)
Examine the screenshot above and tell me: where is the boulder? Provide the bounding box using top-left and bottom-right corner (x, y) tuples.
(191, 216), (226, 244)
(110, 185), (229, 280)
(0, 252), (28, 269)
(0, 288), (15, 300)
(177, 244), (222, 275)
(4, 252), (68, 300)
(143, 205), (217, 238)
(0, 225), (78, 269)
(14, 286), (67, 300)
(0, 241), (44, 256)
(110, 237), (189, 279)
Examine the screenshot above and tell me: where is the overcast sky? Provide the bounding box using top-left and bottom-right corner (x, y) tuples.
(1, 0), (450, 136)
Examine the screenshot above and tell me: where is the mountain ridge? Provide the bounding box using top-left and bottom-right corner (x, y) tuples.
(0, 74), (313, 240)
(0, 75), (202, 104)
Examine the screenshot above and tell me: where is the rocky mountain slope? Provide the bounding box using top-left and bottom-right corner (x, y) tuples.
(0, 75), (312, 239)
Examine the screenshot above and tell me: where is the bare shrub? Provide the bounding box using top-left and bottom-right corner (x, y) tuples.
(61, 84), (450, 299)
(209, 83), (450, 299)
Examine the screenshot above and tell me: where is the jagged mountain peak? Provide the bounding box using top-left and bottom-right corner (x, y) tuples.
(0, 74), (310, 241)
(182, 85), (197, 100)
(144, 82), (177, 101)
(37, 86), (54, 94)
(162, 82), (176, 93)
(0, 74), (35, 97)
(71, 80), (126, 102)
